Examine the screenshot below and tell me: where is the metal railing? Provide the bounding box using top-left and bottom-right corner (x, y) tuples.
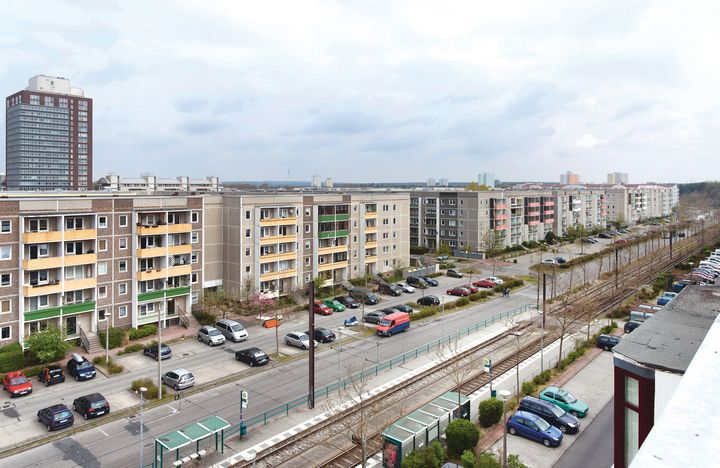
(78, 326), (90, 351)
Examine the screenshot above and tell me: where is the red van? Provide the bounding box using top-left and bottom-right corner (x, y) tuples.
(376, 312), (410, 337)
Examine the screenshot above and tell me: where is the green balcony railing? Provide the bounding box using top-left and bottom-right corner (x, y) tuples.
(25, 301), (96, 322)
(138, 286), (191, 303)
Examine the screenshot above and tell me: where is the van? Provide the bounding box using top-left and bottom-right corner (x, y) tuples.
(378, 283), (403, 296)
(630, 310), (654, 322)
(376, 312), (410, 337)
(214, 319), (249, 342)
(349, 287), (380, 305)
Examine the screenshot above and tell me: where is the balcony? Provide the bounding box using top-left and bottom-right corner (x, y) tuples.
(64, 277), (97, 292)
(25, 300), (96, 322)
(365, 225), (378, 234)
(138, 286), (191, 303)
(544, 218), (555, 224)
(364, 211), (377, 219)
(494, 204), (508, 210)
(23, 277), (97, 297)
(64, 229), (97, 241)
(528, 220), (540, 226)
(22, 231), (63, 244)
(527, 210), (541, 216)
(137, 244), (192, 258)
(365, 240), (378, 249)
(259, 251), (297, 263)
(495, 214), (508, 220)
(542, 201), (555, 206)
(65, 253), (97, 267)
(527, 202), (541, 208)
(365, 255), (377, 263)
(137, 264), (191, 282)
(259, 268), (297, 282)
(318, 213), (350, 223)
(318, 245), (348, 255)
(22, 256), (63, 271)
(318, 230), (349, 239)
(260, 216), (298, 227)
(137, 223), (192, 236)
(168, 264), (192, 277)
(543, 210), (555, 215)
(494, 225), (508, 230)
(318, 260), (349, 272)
(260, 234), (297, 246)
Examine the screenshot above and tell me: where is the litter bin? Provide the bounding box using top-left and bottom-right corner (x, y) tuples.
(239, 422), (247, 438)
(491, 390), (497, 398)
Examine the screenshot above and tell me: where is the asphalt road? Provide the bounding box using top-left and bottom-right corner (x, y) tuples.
(554, 397), (614, 468)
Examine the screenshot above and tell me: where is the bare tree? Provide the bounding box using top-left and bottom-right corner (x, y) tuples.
(201, 288), (238, 319)
(553, 269), (584, 366)
(434, 338), (477, 407)
(504, 314), (536, 395)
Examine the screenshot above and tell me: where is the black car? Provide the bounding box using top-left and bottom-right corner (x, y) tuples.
(598, 232), (612, 239)
(66, 354), (96, 381)
(406, 276), (428, 289)
(306, 327), (336, 343)
(420, 277), (439, 287)
(597, 334), (621, 351)
(235, 347), (270, 367)
(393, 304), (414, 314)
(518, 396), (580, 434)
(555, 257), (567, 264)
(143, 343), (172, 360)
(335, 295), (360, 309)
(624, 321), (642, 334)
(37, 404), (74, 432)
(378, 283), (403, 296)
(380, 307), (401, 315)
(37, 365), (65, 387)
(447, 269), (463, 278)
(363, 311), (386, 324)
(417, 295), (440, 306)
(73, 393), (110, 420)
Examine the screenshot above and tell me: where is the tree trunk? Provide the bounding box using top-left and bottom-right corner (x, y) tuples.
(558, 335), (564, 367)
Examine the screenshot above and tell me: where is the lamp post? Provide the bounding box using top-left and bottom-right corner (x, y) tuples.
(139, 386), (147, 468)
(499, 389), (512, 468)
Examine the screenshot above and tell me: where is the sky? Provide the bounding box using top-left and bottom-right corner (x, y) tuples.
(1, 0), (719, 184)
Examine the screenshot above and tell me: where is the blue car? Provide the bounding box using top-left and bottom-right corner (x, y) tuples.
(37, 404), (74, 432)
(507, 410), (563, 447)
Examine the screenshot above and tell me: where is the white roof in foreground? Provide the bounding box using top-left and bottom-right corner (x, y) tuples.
(630, 314), (720, 466)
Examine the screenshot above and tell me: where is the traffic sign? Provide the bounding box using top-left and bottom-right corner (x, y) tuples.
(483, 358), (492, 373)
(241, 390), (249, 409)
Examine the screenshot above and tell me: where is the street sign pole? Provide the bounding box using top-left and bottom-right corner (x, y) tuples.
(240, 390), (248, 439)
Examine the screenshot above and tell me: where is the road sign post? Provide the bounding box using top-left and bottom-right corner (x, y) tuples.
(240, 390), (248, 438)
(484, 358), (495, 397)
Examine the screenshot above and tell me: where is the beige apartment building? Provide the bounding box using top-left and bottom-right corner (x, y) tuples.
(0, 191), (409, 348)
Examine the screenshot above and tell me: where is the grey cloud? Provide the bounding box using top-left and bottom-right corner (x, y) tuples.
(175, 97), (208, 113)
(305, 111), (382, 135)
(176, 119), (226, 134)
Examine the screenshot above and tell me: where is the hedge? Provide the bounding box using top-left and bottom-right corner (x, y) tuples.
(521, 381), (536, 396)
(0, 343), (25, 373)
(93, 356), (124, 374)
(128, 325), (157, 341)
(456, 297), (470, 307)
(118, 343), (144, 355)
(192, 310), (216, 326)
(97, 327), (126, 349)
(130, 378), (159, 399)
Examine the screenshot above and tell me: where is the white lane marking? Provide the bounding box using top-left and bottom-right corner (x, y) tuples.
(97, 427), (109, 437)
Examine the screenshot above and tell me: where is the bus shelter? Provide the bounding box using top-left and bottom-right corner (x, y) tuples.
(154, 415), (230, 468)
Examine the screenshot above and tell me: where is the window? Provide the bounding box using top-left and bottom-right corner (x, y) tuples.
(98, 216), (107, 228)
(1, 220), (10, 233)
(1, 326), (10, 341)
(78, 100), (88, 111)
(0, 274), (10, 286)
(245, 229), (251, 238)
(245, 266), (251, 273)
(0, 246), (11, 260)
(625, 407), (639, 465)
(625, 376), (639, 407)
(119, 238), (127, 250)
(305, 241), (311, 249)
(305, 224), (311, 233)
(191, 212), (199, 223)
(119, 215), (127, 227)
(118, 305), (128, 318)
(119, 283), (127, 295)
(97, 262), (108, 275)
(353, 235), (358, 243)
(191, 232), (199, 244)
(30, 94), (40, 106)
(191, 253), (198, 264)
(98, 309), (107, 321)
(305, 257), (310, 266)
(98, 239), (107, 251)
(29, 219), (48, 232)
(66, 217), (83, 230)
(98, 286), (107, 298)
(29, 295), (49, 310)
(119, 260), (127, 272)
(245, 210), (251, 219)
(191, 293), (199, 304)
(245, 248), (251, 257)
(0, 300), (10, 314)
(305, 208), (311, 216)
(191, 273), (198, 283)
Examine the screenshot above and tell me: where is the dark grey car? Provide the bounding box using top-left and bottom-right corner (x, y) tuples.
(363, 311), (386, 324)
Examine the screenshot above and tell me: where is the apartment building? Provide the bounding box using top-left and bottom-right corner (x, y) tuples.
(605, 184), (679, 224)
(96, 174), (221, 192)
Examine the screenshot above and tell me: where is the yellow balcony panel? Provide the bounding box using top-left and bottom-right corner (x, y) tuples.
(260, 217), (298, 227)
(167, 264), (192, 278)
(167, 223), (192, 234)
(364, 212), (377, 219)
(365, 226), (378, 234)
(168, 244), (192, 256)
(64, 253), (97, 267)
(64, 277), (97, 292)
(365, 255), (378, 263)
(260, 234), (297, 246)
(259, 251), (297, 263)
(137, 246), (167, 258)
(23, 282), (63, 297)
(22, 231), (63, 244)
(318, 245), (348, 255)
(137, 225), (165, 236)
(365, 241), (378, 249)
(64, 229), (97, 241)
(138, 269), (166, 281)
(317, 261), (348, 272)
(23, 256), (63, 271)
(259, 268), (297, 282)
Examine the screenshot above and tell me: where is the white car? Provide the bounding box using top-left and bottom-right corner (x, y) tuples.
(285, 332), (319, 350)
(487, 277), (504, 285)
(542, 258), (558, 265)
(396, 282), (416, 293)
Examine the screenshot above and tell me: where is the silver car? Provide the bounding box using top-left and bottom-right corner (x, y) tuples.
(197, 326), (226, 346)
(162, 368), (195, 391)
(214, 319), (249, 342)
(285, 332), (318, 350)
(396, 282), (416, 293)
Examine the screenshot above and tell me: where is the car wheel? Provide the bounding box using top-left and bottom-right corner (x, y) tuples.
(286, 340), (291, 346)
(74, 374), (79, 381)
(559, 425), (567, 433)
(198, 336), (202, 342)
(236, 355), (240, 361)
(302, 344), (307, 350)
(45, 381), (50, 387)
(543, 438), (551, 447)
(249, 361), (254, 367)
(174, 385), (179, 391)
(83, 412), (88, 420)
(48, 425), (52, 432)
(604, 346), (610, 351)
(570, 410), (577, 416)
(73, 403), (77, 411)
(508, 427), (517, 435)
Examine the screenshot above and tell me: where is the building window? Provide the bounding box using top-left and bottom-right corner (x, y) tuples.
(98, 216), (107, 228)
(98, 286), (107, 298)
(119, 215), (127, 227)
(119, 238), (128, 250)
(98, 309), (107, 322)
(98, 262), (108, 275)
(0, 326), (10, 341)
(30, 94), (40, 106)
(245, 229), (251, 238)
(119, 260), (127, 272)
(245, 248), (251, 256)
(0, 300), (10, 314)
(305, 208), (311, 216)
(191, 253), (198, 264)
(305, 241), (311, 249)
(191, 293), (199, 304)
(305, 224), (311, 233)
(191, 232), (199, 244)
(191, 212), (199, 223)
(1, 220), (11, 233)
(0, 274), (10, 286)
(29, 219), (48, 232)
(0, 246), (11, 260)
(625, 407), (639, 465)
(245, 266), (251, 274)
(98, 239), (107, 251)
(191, 273), (198, 283)
(245, 210), (251, 219)
(353, 235), (358, 243)
(119, 283), (127, 295)
(78, 100), (88, 111)
(118, 305), (128, 318)
(625, 376), (639, 406)
(305, 257), (310, 266)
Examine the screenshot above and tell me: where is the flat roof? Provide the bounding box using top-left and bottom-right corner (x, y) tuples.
(156, 415), (230, 451)
(613, 286), (720, 374)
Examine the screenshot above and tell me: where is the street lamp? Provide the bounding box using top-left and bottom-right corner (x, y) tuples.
(499, 389), (512, 468)
(139, 386), (147, 468)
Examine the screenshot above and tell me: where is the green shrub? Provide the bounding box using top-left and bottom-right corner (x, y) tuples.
(456, 297), (470, 307)
(25, 327), (70, 364)
(409, 307), (438, 321)
(128, 325), (157, 341)
(130, 378), (159, 399)
(94, 356), (125, 374)
(24, 365), (44, 377)
(521, 381), (537, 396)
(478, 398), (504, 428)
(469, 293), (481, 302)
(410, 245), (430, 255)
(445, 418), (481, 457)
(0, 343), (25, 373)
(444, 301), (457, 310)
(118, 343), (144, 355)
(401, 441), (444, 468)
(567, 351), (579, 363)
(461, 449), (476, 468)
(440, 262), (456, 270)
(192, 310), (216, 326)
(97, 327), (126, 349)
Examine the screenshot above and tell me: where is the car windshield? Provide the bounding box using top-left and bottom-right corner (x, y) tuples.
(53, 410), (72, 421)
(298, 334), (309, 340)
(77, 361), (93, 370)
(378, 319), (391, 327)
(549, 405), (565, 417)
(251, 350), (266, 357)
(535, 416), (551, 431)
(230, 324), (244, 332)
(91, 400), (108, 409)
(558, 390), (577, 403)
(208, 329), (221, 336)
(10, 376), (28, 385)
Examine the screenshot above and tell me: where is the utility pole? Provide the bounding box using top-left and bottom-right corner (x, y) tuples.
(541, 273), (546, 372)
(614, 247), (619, 291)
(308, 281), (315, 409)
(157, 306), (163, 399)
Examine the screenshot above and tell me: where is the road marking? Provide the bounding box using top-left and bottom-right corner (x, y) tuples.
(97, 427), (109, 437)
(169, 406), (178, 414)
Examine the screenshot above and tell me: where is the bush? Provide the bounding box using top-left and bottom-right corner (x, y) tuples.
(130, 378), (159, 399)
(456, 297), (470, 307)
(97, 327), (126, 349)
(25, 327), (70, 364)
(469, 293), (481, 302)
(521, 381), (537, 396)
(127, 325), (157, 341)
(445, 418), (481, 457)
(478, 397), (504, 428)
(532, 369), (552, 386)
(401, 440), (444, 468)
(0, 343), (25, 373)
(410, 245), (430, 255)
(461, 449), (476, 468)
(410, 306), (439, 321)
(118, 343), (144, 355)
(93, 356), (124, 374)
(192, 310), (216, 326)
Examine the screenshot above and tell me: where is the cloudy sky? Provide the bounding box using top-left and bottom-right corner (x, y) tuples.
(1, 1), (718, 184)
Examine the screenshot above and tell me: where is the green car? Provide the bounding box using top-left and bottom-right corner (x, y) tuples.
(539, 386), (589, 418)
(323, 299), (346, 312)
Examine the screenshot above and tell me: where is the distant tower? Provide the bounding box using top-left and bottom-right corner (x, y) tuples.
(324, 178), (333, 188)
(426, 178), (436, 187)
(561, 171), (580, 185)
(478, 172), (495, 188)
(607, 172), (628, 185)
(311, 175), (321, 188)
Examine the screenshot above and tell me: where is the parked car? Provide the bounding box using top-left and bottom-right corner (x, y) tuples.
(143, 343), (172, 361)
(349, 287), (380, 305)
(335, 295), (360, 308)
(323, 299), (346, 312)
(381, 307), (401, 315)
(542, 258), (558, 265)
(396, 282), (416, 293)
(598, 232), (612, 239)
(518, 396), (580, 434)
(3, 371), (32, 397)
(197, 326), (226, 346)
(363, 311), (386, 324)
(487, 277), (504, 285)
(37, 365), (65, 387)
(37, 404), (74, 432)
(615, 239), (629, 246)
(421, 277), (439, 287)
(506, 410), (563, 447)
(473, 279), (496, 288)
(406, 276), (428, 289)
(446, 269), (463, 278)
(596, 334), (621, 351)
(393, 304), (414, 314)
(378, 283), (403, 296)
(306, 327), (336, 343)
(214, 319), (249, 342)
(235, 347), (270, 367)
(66, 353), (97, 381)
(162, 368), (195, 391)
(624, 321), (642, 333)
(285, 332), (318, 350)
(73, 393), (110, 420)
(417, 295), (440, 306)
(580, 238), (593, 244)
(312, 301), (333, 315)
(447, 287), (470, 297)
(554, 256), (567, 264)
(462, 284), (479, 294)
(377, 312), (411, 337)
(436, 255), (449, 261)
(539, 386), (589, 417)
